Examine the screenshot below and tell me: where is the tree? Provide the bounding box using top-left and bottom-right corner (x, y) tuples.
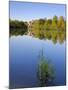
(44, 19), (52, 30)
(52, 16), (58, 24)
(52, 16), (58, 30)
(58, 16), (65, 31)
(10, 20), (28, 35)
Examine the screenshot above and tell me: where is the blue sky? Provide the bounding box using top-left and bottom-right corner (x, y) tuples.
(9, 1), (66, 21)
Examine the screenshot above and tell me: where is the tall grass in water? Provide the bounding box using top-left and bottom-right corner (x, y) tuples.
(37, 49), (55, 86)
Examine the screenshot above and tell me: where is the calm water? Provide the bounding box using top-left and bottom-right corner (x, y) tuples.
(9, 35), (66, 88)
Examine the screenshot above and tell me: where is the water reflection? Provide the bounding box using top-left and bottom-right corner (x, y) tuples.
(37, 49), (55, 86)
(10, 29), (65, 44)
(9, 35), (66, 88)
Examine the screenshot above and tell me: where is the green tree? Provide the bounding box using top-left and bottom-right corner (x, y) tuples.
(52, 16), (58, 30)
(10, 20), (28, 35)
(58, 16), (65, 31)
(44, 19), (52, 30)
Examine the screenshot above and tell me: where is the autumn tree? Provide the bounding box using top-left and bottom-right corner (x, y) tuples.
(58, 16), (65, 31)
(51, 15), (58, 30)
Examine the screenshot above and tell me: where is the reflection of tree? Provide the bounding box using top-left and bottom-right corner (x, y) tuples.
(58, 31), (65, 44)
(10, 28), (65, 44)
(10, 16), (66, 43)
(44, 31), (52, 40)
(37, 49), (55, 86)
(32, 30), (65, 44)
(51, 31), (57, 44)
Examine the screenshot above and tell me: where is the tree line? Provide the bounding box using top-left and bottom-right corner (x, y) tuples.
(29, 16), (66, 31)
(10, 19), (28, 35)
(10, 16), (66, 42)
(29, 16), (66, 38)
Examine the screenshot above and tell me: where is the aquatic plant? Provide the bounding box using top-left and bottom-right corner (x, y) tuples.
(37, 49), (55, 86)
